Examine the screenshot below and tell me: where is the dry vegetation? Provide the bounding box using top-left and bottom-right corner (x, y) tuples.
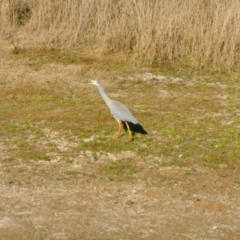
(0, 39), (240, 239)
(1, 1), (240, 239)
(1, 0), (240, 72)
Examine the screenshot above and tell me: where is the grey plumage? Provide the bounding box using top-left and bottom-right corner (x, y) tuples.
(89, 80), (147, 141)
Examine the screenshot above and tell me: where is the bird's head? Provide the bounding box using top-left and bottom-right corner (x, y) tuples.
(88, 80), (99, 86)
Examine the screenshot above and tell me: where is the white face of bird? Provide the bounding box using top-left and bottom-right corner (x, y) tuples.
(89, 80), (99, 86)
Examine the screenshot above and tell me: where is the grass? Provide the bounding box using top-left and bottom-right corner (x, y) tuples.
(1, 46), (240, 187)
(101, 158), (141, 182)
(10, 47), (98, 70)
(1, 0), (240, 72)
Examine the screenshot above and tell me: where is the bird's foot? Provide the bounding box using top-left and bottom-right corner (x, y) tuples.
(128, 137), (134, 142)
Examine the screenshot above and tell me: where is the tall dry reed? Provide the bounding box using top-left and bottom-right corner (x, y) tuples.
(1, 0), (240, 71)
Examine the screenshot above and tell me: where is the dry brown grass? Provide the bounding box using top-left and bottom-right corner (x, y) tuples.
(1, 0), (240, 72)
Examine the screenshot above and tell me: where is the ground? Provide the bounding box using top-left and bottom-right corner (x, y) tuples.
(0, 41), (240, 240)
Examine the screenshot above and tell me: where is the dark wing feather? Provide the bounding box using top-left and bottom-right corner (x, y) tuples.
(121, 121), (148, 135)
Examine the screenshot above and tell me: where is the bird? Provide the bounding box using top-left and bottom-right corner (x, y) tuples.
(88, 80), (148, 141)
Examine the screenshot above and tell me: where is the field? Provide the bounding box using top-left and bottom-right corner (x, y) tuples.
(1, 0), (240, 239)
(1, 40), (240, 239)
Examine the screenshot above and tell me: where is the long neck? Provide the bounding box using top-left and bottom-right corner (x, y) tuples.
(97, 83), (112, 107)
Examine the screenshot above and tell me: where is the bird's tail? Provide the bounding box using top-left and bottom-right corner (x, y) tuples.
(122, 121), (148, 135)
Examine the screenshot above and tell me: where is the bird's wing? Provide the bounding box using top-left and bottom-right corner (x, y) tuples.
(109, 100), (138, 124)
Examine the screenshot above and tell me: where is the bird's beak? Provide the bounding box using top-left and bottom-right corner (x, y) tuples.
(88, 80), (96, 85)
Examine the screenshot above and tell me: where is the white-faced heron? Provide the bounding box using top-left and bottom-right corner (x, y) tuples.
(89, 80), (147, 141)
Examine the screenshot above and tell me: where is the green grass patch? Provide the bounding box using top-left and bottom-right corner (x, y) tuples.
(101, 158), (141, 182)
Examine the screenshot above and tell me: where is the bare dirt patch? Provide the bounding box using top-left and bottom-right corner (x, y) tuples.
(0, 41), (240, 239)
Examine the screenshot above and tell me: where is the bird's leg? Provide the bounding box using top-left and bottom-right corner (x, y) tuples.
(125, 122), (134, 142)
(113, 120), (122, 140)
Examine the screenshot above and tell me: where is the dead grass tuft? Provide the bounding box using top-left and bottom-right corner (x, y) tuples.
(12, 1), (32, 26)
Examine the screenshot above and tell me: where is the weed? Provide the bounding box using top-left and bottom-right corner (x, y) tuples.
(17, 168), (25, 173)
(7, 179), (14, 184)
(92, 152), (98, 162)
(184, 171), (195, 176)
(234, 180), (240, 187)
